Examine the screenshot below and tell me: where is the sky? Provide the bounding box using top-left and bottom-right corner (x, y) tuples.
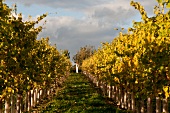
(5, 0), (158, 63)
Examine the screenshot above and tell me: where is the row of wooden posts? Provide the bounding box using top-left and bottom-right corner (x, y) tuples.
(84, 72), (169, 113)
(0, 76), (67, 113)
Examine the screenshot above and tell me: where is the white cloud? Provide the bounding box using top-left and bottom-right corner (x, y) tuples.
(6, 0), (159, 61)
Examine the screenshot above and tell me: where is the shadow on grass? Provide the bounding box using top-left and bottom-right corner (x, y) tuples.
(42, 73), (129, 113)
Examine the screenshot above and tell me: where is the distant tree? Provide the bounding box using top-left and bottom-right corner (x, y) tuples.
(72, 45), (95, 67)
(62, 50), (70, 59)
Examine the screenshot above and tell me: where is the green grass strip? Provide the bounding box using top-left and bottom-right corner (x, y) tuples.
(42, 73), (129, 113)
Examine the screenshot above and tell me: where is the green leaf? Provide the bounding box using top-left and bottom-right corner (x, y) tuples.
(166, 3), (170, 8)
(157, 0), (162, 3)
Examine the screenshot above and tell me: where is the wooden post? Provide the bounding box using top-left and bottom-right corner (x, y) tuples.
(42, 89), (44, 99)
(51, 86), (54, 98)
(136, 100), (140, 113)
(102, 82), (105, 94)
(109, 85), (113, 98)
(21, 95), (24, 112)
(107, 85), (109, 97)
(116, 86), (119, 105)
(112, 86), (116, 100)
(34, 89), (37, 107)
(5, 96), (10, 113)
(106, 85), (108, 96)
(105, 83), (107, 96)
(124, 90), (127, 109)
(100, 81), (103, 90)
(24, 92), (28, 112)
(131, 92), (135, 112)
(16, 94), (21, 113)
(0, 99), (3, 113)
(163, 98), (168, 113)
(96, 81), (99, 87)
(40, 89), (43, 101)
(94, 78), (96, 86)
(141, 100), (145, 113)
(47, 88), (50, 100)
(118, 88), (121, 106)
(27, 91), (31, 111)
(101, 82), (104, 95)
(100, 81), (102, 89)
(127, 91), (131, 110)
(94, 78), (97, 86)
(156, 97), (161, 113)
(76, 63), (78, 73)
(37, 89), (40, 104)
(147, 97), (152, 113)
(11, 94), (15, 113)
(31, 90), (34, 108)
(121, 89), (124, 108)
(91, 75), (93, 82)
(45, 88), (47, 98)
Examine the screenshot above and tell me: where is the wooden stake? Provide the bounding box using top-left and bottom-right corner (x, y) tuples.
(163, 98), (168, 113)
(131, 92), (135, 112)
(5, 96), (10, 113)
(124, 90), (127, 109)
(11, 94), (15, 113)
(140, 100), (145, 113)
(156, 97), (161, 113)
(147, 97), (152, 113)
(127, 92), (131, 110)
(0, 99), (3, 113)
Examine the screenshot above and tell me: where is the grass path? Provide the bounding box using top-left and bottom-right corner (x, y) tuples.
(41, 73), (128, 113)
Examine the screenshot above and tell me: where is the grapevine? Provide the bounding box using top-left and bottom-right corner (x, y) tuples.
(0, 0), (71, 103)
(82, 0), (170, 99)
